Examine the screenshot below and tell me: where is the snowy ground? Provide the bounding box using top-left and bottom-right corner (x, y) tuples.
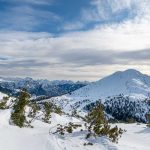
(0, 109), (149, 150)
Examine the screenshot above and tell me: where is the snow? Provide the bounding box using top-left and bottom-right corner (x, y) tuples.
(0, 109), (149, 150)
(49, 69), (150, 111)
(116, 123), (150, 150)
(69, 69), (150, 99)
(0, 70), (150, 150)
(0, 92), (7, 100)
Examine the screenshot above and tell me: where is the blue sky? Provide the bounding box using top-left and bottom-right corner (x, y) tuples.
(0, 0), (136, 33)
(0, 0), (150, 81)
(0, 0), (91, 32)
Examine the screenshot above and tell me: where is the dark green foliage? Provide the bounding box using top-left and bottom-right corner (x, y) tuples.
(42, 102), (51, 123)
(0, 96), (9, 109)
(10, 90), (30, 128)
(54, 122), (82, 135)
(104, 95), (149, 123)
(146, 113), (150, 127)
(54, 106), (62, 115)
(85, 102), (124, 143)
(126, 118), (136, 123)
(40, 101), (62, 123)
(84, 96), (150, 123)
(28, 101), (40, 118)
(83, 142), (93, 146)
(55, 124), (65, 135)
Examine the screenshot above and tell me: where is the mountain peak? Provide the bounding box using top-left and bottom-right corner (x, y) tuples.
(68, 69), (150, 101)
(113, 69), (141, 76)
(123, 69), (141, 74)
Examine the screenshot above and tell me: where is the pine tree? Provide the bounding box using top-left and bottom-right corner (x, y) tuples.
(42, 102), (51, 123)
(85, 102), (123, 143)
(0, 96), (9, 109)
(28, 101), (40, 118)
(54, 105), (62, 115)
(10, 89), (30, 128)
(146, 113), (150, 127)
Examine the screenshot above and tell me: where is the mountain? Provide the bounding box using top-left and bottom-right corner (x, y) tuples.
(49, 69), (150, 122)
(0, 69), (149, 122)
(0, 77), (89, 98)
(0, 71), (149, 150)
(68, 69), (150, 100)
(51, 69), (150, 103)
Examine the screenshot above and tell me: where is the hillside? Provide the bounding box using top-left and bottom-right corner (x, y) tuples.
(68, 69), (150, 100)
(0, 99), (149, 150)
(0, 83), (149, 150)
(49, 69), (150, 122)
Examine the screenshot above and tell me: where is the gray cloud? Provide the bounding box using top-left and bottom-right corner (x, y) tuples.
(0, 49), (149, 81)
(54, 49), (150, 66)
(0, 59), (50, 68)
(120, 49), (150, 61)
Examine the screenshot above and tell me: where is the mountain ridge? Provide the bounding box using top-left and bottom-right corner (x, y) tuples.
(48, 69), (150, 113)
(0, 77), (89, 97)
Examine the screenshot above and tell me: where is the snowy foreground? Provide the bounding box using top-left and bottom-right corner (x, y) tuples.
(0, 109), (149, 150)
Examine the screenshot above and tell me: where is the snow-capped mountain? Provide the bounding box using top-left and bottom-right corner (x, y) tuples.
(0, 77), (88, 97)
(49, 69), (150, 122)
(52, 69), (150, 102)
(69, 69), (150, 101)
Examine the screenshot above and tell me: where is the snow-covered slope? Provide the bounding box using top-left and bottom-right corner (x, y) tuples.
(69, 69), (150, 100)
(0, 87), (149, 150)
(0, 92), (7, 100)
(0, 109), (149, 150)
(50, 69), (150, 108)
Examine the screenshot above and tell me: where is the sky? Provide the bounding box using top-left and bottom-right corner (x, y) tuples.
(0, 0), (150, 81)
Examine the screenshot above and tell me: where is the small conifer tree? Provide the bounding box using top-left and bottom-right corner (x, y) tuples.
(54, 106), (62, 115)
(85, 102), (123, 143)
(10, 89), (30, 128)
(146, 113), (150, 127)
(28, 101), (40, 118)
(0, 96), (9, 109)
(42, 102), (51, 123)
(53, 122), (82, 135)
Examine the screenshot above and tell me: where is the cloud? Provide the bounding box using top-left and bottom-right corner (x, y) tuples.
(81, 0), (143, 22)
(0, 59), (50, 68)
(63, 22), (84, 31)
(0, 26), (150, 81)
(0, 0), (150, 80)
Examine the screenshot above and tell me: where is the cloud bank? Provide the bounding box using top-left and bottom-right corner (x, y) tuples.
(0, 0), (150, 80)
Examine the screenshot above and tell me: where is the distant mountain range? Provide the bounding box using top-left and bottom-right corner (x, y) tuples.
(0, 77), (89, 98)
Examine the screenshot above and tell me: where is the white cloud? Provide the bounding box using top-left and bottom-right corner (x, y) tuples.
(81, 0), (135, 22)
(63, 22), (84, 31)
(0, 0), (150, 80)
